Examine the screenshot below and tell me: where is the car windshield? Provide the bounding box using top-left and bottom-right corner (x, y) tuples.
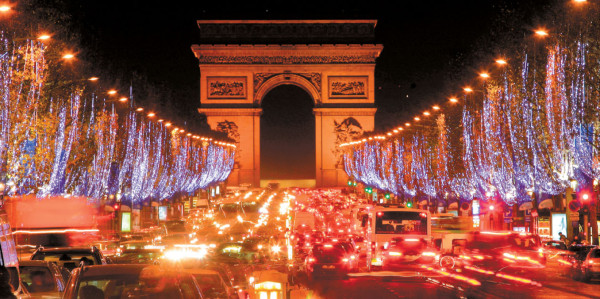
(313, 245), (346, 257)
(76, 274), (142, 299)
(375, 211), (427, 235)
(76, 271), (186, 299)
(20, 266), (56, 293)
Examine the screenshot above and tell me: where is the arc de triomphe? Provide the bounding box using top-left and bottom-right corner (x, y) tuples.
(193, 20), (382, 187)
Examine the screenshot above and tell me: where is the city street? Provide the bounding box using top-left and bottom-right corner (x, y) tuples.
(2, 1), (600, 299)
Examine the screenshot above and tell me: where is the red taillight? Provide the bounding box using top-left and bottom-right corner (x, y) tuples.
(308, 258), (315, 262)
(342, 258), (349, 262)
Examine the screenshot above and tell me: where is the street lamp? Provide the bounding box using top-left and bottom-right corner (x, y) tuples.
(37, 34), (51, 41)
(88, 77), (99, 81)
(464, 87), (473, 93)
(118, 97), (128, 102)
(449, 98), (458, 103)
(479, 72), (490, 79)
(495, 59), (507, 65)
(534, 29), (549, 37)
(107, 89), (117, 95)
(0, 5), (10, 12)
(62, 53), (75, 59)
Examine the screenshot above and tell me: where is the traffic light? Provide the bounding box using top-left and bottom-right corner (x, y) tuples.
(385, 193), (390, 200)
(347, 181), (352, 186)
(113, 203), (120, 211)
(406, 202), (413, 208)
(581, 192), (590, 203)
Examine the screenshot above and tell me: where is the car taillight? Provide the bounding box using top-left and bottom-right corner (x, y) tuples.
(342, 258), (349, 262)
(388, 251), (402, 256)
(422, 252), (436, 257)
(308, 258), (315, 262)
(350, 255), (356, 260)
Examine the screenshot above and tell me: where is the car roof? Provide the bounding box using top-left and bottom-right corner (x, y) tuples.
(80, 265), (147, 277)
(19, 260), (55, 267)
(36, 247), (95, 253)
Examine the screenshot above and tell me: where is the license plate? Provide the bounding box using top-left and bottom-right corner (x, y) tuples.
(323, 265), (335, 269)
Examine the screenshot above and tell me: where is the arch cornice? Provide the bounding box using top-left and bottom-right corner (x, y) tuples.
(254, 73), (321, 105)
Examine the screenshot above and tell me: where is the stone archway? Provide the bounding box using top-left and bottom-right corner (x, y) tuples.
(193, 20), (382, 187)
(254, 73), (321, 105)
(260, 85), (315, 181)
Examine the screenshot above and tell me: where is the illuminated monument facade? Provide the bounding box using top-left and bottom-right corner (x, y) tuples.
(193, 20), (382, 187)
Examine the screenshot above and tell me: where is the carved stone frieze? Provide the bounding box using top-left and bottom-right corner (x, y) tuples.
(253, 72), (322, 97)
(196, 55), (377, 65)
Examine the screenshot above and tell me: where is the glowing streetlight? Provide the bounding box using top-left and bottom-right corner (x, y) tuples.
(37, 34), (51, 40)
(136, 107), (143, 112)
(414, 117), (420, 121)
(147, 112), (156, 117)
(107, 89), (117, 95)
(0, 5), (11, 12)
(187, 133), (192, 137)
(479, 72), (490, 78)
(158, 119), (164, 122)
(574, 0), (587, 3)
(423, 111), (431, 116)
(88, 77), (99, 81)
(464, 87), (473, 93)
(62, 53), (75, 59)
(405, 123), (411, 127)
(165, 122), (172, 127)
(119, 97), (128, 102)
(449, 98), (458, 103)
(432, 105), (440, 110)
(495, 59), (507, 65)
(535, 29), (549, 37)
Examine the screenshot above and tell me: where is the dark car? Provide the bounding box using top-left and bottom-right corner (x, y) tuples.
(31, 246), (108, 273)
(305, 243), (352, 279)
(566, 245), (597, 282)
(382, 237), (438, 270)
(457, 232), (546, 280)
(62, 264), (203, 299)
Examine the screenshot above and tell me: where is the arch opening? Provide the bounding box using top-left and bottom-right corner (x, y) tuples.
(260, 85), (315, 183)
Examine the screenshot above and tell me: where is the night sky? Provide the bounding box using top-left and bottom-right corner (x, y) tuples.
(67, 0), (547, 179)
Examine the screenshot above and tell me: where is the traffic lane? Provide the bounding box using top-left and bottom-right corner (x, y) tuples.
(306, 275), (464, 299)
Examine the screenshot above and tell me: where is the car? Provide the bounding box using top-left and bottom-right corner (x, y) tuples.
(182, 268), (236, 299)
(305, 243), (352, 279)
(382, 237), (439, 270)
(580, 247), (600, 282)
(19, 260), (65, 298)
(31, 246), (107, 269)
(566, 245), (597, 282)
(335, 240), (359, 272)
(457, 232), (546, 279)
(62, 264), (203, 299)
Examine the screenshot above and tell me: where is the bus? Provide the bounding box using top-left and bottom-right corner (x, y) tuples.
(362, 206), (432, 270)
